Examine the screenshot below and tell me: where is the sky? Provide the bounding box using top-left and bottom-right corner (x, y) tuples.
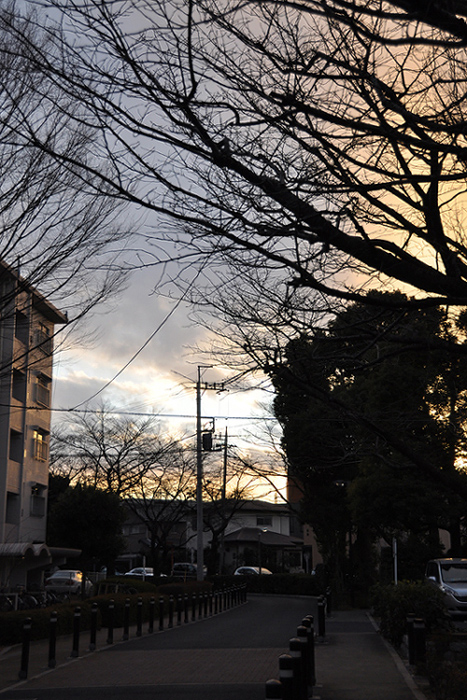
(49, 256), (285, 498)
(51, 264), (274, 428)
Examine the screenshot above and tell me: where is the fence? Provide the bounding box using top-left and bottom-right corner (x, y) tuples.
(15, 584), (247, 681)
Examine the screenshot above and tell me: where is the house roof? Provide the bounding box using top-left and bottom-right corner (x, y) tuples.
(235, 500), (290, 514)
(223, 527), (302, 548)
(0, 542), (50, 558)
(0, 543), (81, 560)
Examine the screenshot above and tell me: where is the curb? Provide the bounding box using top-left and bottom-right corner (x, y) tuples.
(367, 612), (430, 700)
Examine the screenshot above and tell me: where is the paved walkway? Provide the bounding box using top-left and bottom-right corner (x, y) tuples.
(0, 596), (429, 700)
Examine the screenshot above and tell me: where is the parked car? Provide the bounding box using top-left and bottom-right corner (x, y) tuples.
(425, 558), (467, 618)
(234, 566), (273, 575)
(171, 562), (206, 579)
(45, 570), (93, 596)
(124, 567), (154, 579)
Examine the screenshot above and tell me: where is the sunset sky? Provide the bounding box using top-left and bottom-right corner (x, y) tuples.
(50, 258), (277, 453)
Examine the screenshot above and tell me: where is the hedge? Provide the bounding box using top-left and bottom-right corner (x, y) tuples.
(0, 601), (99, 646)
(0, 580), (215, 646)
(211, 573), (323, 596)
(370, 580), (451, 648)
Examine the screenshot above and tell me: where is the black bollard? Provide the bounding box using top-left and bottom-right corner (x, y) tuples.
(107, 599), (115, 644)
(177, 594), (182, 626)
(18, 617), (32, 679)
(148, 596), (155, 633)
(168, 595), (174, 629)
(184, 593), (189, 624)
(326, 586), (332, 616)
(204, 592), (208, 618)
(71, 606), (81, 658)
(278, 653), (295, 700)
(297, 625), (311, 688)
(413, 618), (426, 665)
(289, 636), (307, 700)
(159, 596), (165, 631)
(214, 589), (219, 615)
(89, 601), (98, 651)
(48, 610), (57, 668)
(136, 596), (143, 637)
(406, 613), (416, 665)
(209, 590), (213, 616)
(301, 616), (316, 686)
(191, 592), (196, 621)
(317, 596), (326, 637)
(198, 593), (203, 619)
(265, 678), (283, 698)
(123, 598), (130, 640)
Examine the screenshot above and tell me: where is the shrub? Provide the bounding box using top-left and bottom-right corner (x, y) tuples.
(0, 601), (99, 646)
(99, 576), (158, 594)
(211, 574), (323, 596)
(370, 581), (451, 648)
(158, 581), (212, 597)
(426, 641), (467, 700)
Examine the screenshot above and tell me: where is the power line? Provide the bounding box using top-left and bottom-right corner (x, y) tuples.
(68, 267), (207, 411)
(0, 402), (276, 421)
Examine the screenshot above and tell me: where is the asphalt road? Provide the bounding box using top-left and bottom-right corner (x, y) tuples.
(1, 595), (316, 700)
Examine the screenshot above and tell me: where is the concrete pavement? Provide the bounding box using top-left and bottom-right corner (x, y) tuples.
(0, 595), (429, 700)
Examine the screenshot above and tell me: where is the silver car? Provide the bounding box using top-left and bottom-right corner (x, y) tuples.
(45, 570), (93, 596)
(234, 566), (273, 575)
(124, 567), (154, 579)
(425, 558), (467, 618)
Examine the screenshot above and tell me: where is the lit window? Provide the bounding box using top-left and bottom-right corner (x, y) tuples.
(33, 430), (48, 461)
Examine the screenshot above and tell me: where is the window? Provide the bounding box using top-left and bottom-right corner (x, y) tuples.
(122, 524), (147, 536)
(35, 373), (51, 407)
(30, 483), (46, 517)
(9, 429), (22, 463)
(15, 310), (28, 345)
(6, 492), (20, 524)
(256, 516), (272, 527)
(34, 322), (52, 355)
(12, 369), (26, 402)
(33, 430), (48, 461)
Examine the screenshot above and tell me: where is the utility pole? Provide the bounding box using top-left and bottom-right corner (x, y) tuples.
(218, 426), (228, 575)
(195, 367), (224, 581)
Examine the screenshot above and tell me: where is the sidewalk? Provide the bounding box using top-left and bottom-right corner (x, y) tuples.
(0, 598), (430, 700)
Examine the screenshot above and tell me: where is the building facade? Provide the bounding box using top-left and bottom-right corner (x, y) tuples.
(0, 261), (68, 589)
(120, 498), (304, 575)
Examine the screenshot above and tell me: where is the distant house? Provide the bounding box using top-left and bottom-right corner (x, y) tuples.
(222, 500), (303, 573)
(0, 260), (75, 590)
(120, 498), (303, 575)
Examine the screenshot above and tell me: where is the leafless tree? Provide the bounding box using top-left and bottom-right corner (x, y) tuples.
(20, 0), (467, 320)
(0, 4), (129, 370)
(20, 1), (467, 489)
(50, 406), (183, 495)
(50, 405), (260, 571)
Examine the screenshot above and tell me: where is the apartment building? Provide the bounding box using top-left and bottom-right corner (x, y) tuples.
(0, 260), (68, 589)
